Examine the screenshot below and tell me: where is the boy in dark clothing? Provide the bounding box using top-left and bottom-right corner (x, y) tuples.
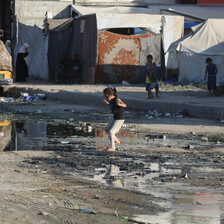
(204, 58), (218, 96)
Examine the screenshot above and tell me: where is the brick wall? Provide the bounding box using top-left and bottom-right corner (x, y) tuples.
(15, 0), (72, 27)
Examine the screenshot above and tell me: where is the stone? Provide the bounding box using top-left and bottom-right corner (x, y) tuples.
(201, 137), (208, 142)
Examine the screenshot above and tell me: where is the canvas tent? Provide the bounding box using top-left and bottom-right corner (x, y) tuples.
(146, 5), (224, 20)
(69, 5), (184, 83)
(167, 19), (224, 83)
(71, 5), (184, 63)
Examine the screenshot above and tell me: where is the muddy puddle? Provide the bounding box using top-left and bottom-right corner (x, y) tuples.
(1, 117), (224, 223)
(1, 116), (224, 152)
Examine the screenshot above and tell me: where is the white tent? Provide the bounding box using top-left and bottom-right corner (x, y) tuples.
(71, 5), (184, 65)
(146, 5), (224, 20)
(167, 19), (224, 83)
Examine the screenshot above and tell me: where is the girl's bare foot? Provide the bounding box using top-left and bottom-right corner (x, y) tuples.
(115, 140), (120, 145)
(106, 147), (116, 152)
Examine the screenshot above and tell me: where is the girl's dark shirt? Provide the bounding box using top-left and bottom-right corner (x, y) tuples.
(109, 98), (125, 120)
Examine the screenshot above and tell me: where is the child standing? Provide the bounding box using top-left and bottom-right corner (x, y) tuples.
(145, 54), (159, 99)
(103, 87), (126, 151)
(204, 58), (218, 96)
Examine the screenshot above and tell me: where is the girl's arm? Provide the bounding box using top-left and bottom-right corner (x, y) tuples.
(116, 98), (126, 108)
(103, 99), (109, 105)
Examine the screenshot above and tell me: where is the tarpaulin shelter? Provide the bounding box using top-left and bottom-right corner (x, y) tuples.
(14, 23), (49, 80)
(167, 19), (224, 83)
(48, 14), (97, 83)
(70, 5), (184, 83)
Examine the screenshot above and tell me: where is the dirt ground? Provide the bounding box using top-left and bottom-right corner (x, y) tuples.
(8, 81), (224, 107)
(0, 86), (224, 224)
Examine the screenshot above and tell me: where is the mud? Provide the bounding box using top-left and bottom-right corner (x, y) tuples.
(0, 100), (224, 224)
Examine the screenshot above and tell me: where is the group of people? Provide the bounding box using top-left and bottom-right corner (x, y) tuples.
(103, 55), (219, 152)
(3, 40), (220, 153)
(5, 41), (218, 96)
(144, 54), (218, 98)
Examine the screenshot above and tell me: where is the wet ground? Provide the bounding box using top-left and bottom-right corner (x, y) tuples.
(0, 106), (224, 223)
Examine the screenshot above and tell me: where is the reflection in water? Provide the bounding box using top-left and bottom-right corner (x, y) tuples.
(92, 161), (224, 224)
(0, 119), (47, 151)
(17, 120), (47, 150)
(105, 164), (124, 188)
(132, 190), (224, 224)
(0, 120), (12, 151)
(94, 164), (124, 188)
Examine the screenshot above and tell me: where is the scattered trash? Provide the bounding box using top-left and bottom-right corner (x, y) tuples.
(32, 94), (47, 101)
(21, 92), (29, 97)
(165, 113), (171, 117)
(87, 126), (93, 132)
(201, 137), (209, 142)
(71, 135), (80, 138)
(176, 115), (183, 118)
(184, 173), (189, 179)
(94, 195), (100, 199)
(60, 141), (70, 144)
(122, 80), (131, 86)
(79, 208), (96, 214)
(0, 97), (15, 102)
(37, 211), (49, 216)
(144, 109), (186, 119)
(185, 145), (195, 150)
(123, 216), (129, 220)
(20, 93), (47, 102)
(164, 78), (177, 85)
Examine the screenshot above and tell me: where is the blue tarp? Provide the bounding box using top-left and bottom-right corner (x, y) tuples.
(184, 22), (200, 28)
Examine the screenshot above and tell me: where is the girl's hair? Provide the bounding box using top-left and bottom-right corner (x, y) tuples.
(103, 87), (118, 98)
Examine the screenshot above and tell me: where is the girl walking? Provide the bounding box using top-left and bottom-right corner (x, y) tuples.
(103, 87), (126, 151)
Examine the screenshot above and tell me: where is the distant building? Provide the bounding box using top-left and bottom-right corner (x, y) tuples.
(0, 0), (198, 42)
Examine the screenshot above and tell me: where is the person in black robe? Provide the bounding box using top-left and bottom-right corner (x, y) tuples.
(16, 43), (29, 82)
